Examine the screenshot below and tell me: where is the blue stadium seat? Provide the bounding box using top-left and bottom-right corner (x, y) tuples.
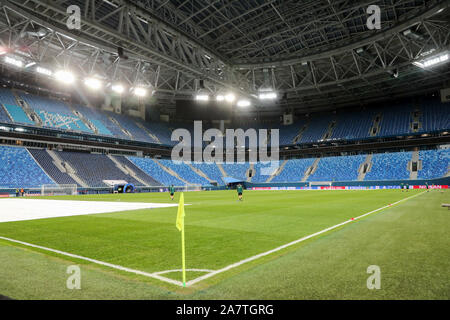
(309, 155), (365, 181)
(365, 152), (412, 180)
(298, 115), (334, 143)
(128, 156), (184, 186)
(222, 162), (249, 180)
(56, 151), (145, 187)
(18, 93), (93, 133)
(332, 112), (375, 141)
(28, 148), (79, 186)
(190, 162), (224, 184)
(159, 159), (211, 186)
(272, 158), (315, 183)
(3, 104), (34, 125)
(0, 146), (55, 188)
(418, 149), (450, 179)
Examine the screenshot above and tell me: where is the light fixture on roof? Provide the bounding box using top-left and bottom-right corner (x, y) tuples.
(237, 99), (251, 107)
(111, 83), (125, 94)
(403, 29), (424, 41)
(225, 93), (236, 103)
(216, 94), (225, 102)
(195, 88), (210, 101)
(84, 77), (102, 90)
(133, 87), (148, 97)
(258, 91), (278, 100)
(413, 51), (449, 69)
(54, 70), (75, 84)
(195, 94), (209, 101)
(36, 66), (52, 76)
(4, 56), (23, 68)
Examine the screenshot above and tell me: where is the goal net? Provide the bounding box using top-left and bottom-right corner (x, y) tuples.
(182, 185), (203, 192)
(308, 181), (332, 188)
(41, 184), (78, 196)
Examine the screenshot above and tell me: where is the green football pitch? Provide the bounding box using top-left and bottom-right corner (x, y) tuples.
(0, 189), (448, 299)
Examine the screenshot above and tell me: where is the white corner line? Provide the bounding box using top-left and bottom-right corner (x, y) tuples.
(186, 191), (426, 286)
(153, 269), (215, 276)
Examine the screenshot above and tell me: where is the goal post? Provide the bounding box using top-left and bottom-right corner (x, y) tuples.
(41, 184), (78, 196)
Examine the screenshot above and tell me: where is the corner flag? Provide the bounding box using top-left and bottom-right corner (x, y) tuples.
(175, 192), (186, 286)
(176, 192), (185, 231)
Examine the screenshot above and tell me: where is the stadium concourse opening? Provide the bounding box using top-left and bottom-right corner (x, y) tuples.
(0, 0), (449, 306)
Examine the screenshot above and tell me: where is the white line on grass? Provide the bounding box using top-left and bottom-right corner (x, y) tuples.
(186, 191), (426, 286)
(0, 191), (425, 288)
(0, 236), (186, 287)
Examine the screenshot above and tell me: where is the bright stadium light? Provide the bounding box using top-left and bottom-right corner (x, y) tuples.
(216, 94), (225, 102)
(111, 83), (125, 94)
(195, 94), (209, 101)
(4, 56), (23, 68)
(225, 93), (236, 103)
(423, 53), (448, 67)
(237, 99), (251, 107)
(414, 52), (449, 68)
(133, 87), (147, 97)
(258, 91), (278, 100)
(84, 77), (102, 90)
(36, 66), (52, 76)
(55, 70), (75, 84)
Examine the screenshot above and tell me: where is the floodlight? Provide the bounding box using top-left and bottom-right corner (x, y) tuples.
(4, 56), (23, 68)
(258, 92), (277, 100)
(216, 94), (225, 102)
(55, 70), (75, 84)
(134, 87), (147, 97)
(225, 93), (236, 103)
(84, 77), (102, 90)
(237, 99), (251, 107)
(195, 94), (209, 101)
(111, 83), (125, 94)
(36, 67), (52, 76)
(413, 52), (449, 69)
(423, 53), (448, 67)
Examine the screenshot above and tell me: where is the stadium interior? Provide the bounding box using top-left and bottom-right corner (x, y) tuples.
(0, 0), (449, 302)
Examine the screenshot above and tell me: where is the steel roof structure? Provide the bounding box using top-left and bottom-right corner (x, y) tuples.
(0, 0), (449, 114)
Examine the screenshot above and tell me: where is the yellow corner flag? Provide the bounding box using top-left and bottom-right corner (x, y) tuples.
(176, 192), (185, 231)
(175, 192), (186, 286)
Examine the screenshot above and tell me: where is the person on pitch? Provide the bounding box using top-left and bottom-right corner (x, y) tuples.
(169, 185), (175, 201)
(237, 184), (244, 201)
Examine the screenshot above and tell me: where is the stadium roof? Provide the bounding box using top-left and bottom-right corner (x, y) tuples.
(0, 0), (449, 114)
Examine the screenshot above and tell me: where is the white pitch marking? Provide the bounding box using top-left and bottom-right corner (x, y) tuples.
(186, 191), (426, 286)
(153, 269), (215, 276)
(0, 199), (180, 223)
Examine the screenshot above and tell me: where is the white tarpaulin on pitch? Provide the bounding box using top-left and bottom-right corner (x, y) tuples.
(0, 199), (179, 223)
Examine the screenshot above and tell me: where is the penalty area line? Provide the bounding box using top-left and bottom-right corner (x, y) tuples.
(186, 191), (426, 287)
